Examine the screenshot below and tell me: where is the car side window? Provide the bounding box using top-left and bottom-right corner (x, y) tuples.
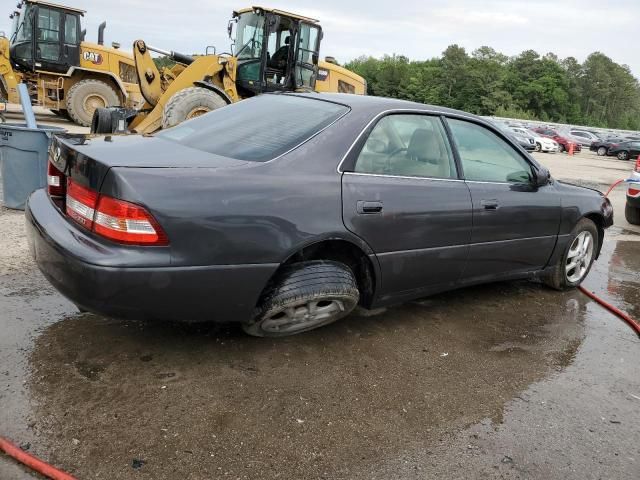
(447, 118), (534, 184)
(354, 114), (457, 179)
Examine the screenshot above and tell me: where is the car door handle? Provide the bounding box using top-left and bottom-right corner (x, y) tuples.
(481, 199), (499, 210)
(357, 201), (383, 214)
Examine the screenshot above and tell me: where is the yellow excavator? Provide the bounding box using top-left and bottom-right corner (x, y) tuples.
(0, 0), (143, 126)
(91, 6), (366, 135)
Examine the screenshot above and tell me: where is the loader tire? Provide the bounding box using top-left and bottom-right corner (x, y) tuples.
(162, 87), (227, 129)
(66, 79), (120, 127)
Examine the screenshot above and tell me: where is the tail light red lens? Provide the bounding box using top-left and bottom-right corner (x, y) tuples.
(47, 162), (66, 196)
(65, 179), (168, 246)
(93, 196), (169, 245)
(66, 180), (98, 229)
(629, 188), (640, 197)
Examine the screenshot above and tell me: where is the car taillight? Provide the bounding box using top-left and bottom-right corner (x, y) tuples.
(66, 179), (98, 229)
(93, 195), (168, 245)
(47, 161), (66, 196)
(66, 179), (168, 246)
(629, 188), (640, 197)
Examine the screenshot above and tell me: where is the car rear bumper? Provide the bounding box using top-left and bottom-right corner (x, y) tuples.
(25, 189), (277, 323)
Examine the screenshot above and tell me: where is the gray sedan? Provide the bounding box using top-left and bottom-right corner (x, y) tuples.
(26, 93), (613, 336)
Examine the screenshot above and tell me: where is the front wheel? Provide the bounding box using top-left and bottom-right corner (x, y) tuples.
(162, 87), (228, 129)
(558, 143), (565, 153)
(617, 151), (629, 161)
(597, 146), (607, 156)
(544, 218), (598, 290)
(244, 261), (360, 337)
(535, 142), (542, 152)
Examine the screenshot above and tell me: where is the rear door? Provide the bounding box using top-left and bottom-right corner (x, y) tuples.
(446, 117), (561, 280)
(341, 113), (472, 301)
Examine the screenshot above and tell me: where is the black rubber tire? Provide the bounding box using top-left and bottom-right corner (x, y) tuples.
(535, 142), (542, 152)
(244, 260), (360, 337)
(543, 218), (598, 291)
(625, 202), (640, 225)
(617, 151), (629, 161)
(66, 79), (120, 127)
(597, 146), (607, 156)
(162, 87), (227, 129)
(558, 143), (565, 153)
(91, 107), (115, 134)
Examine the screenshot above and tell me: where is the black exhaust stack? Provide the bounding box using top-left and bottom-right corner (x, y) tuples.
(97, 21), (106, 45)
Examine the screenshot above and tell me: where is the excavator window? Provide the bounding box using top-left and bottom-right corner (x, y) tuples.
(36, 7), (61, 61)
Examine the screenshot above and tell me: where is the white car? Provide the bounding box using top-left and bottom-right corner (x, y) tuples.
(510, 127), (558, 153)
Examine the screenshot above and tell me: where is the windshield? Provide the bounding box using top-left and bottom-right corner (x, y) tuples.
(234, 12), (265, 60)
(157, 95), (349, 162)
(14, 3), (34, 43)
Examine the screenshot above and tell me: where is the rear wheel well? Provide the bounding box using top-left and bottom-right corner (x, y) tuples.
(273, 240), (376, 308)
(583, 213), (605, 258)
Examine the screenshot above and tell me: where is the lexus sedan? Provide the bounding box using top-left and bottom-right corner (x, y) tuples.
(26, 93), (613, 337)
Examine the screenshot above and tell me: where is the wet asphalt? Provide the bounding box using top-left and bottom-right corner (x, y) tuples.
(1, 151), (639, 479)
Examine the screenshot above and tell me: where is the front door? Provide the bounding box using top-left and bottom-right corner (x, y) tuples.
(446, 117), (562, 281)
(293, 22), (320, 90)
(341, 113), (473, 302)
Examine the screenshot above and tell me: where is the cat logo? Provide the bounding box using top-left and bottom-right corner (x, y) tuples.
(83, 51), (103, 65)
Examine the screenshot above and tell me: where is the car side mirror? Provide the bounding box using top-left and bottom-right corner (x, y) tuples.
(535, 166), (550, 187)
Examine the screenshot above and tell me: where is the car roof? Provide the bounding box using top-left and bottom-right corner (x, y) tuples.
(283, 92), (483, 120)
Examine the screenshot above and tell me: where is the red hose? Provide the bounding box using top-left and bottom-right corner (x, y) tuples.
(579, 286), (640, 337)
(0, 436), (77, 480)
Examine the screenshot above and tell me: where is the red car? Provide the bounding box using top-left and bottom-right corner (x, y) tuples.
(532, 128), (582, 153)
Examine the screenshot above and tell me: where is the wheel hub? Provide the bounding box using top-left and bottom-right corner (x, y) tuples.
(565, 231), (594, 283)
(262, 299), (346, 334)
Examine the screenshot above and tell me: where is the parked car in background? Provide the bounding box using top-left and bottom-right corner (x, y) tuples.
(25, 93), (613, 337)
(510, 127), (558, 153)
(590, 136), (626, 156)
(568, 129), (601, 147)
(532, 127), (582, 153)
(626, 156), (640, 225)
(495, 123), (536, 151)
(607, 141), (640, 161)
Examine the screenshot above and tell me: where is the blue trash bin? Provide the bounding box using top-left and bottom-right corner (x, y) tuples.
(0, 123), (67, 210)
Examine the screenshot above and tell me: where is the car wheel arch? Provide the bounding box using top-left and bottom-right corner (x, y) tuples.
(264, 237), (379, 309)
(582, 212), (606, 259)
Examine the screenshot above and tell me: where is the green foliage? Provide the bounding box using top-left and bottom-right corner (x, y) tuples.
(153, 55), (176, 70)
(345, 47), (640, 130)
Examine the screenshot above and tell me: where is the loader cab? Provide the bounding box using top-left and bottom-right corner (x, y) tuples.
(9, 0), (83, 74)
(231, 7), (322, 96)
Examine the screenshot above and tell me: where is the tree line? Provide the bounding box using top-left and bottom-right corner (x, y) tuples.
(344, 46), (640, 131)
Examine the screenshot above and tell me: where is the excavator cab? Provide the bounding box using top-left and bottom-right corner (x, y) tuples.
(9, 0), (83, 74)
(231, 7), (322, 95)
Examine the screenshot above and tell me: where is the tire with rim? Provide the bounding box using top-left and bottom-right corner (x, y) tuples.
(535, 142), (542, 152)
(617, 150), (629, 161)
(244, 260), (360, 337)
(544, 218), (598, 290)
(162, 87), (227, 129)
(625, 202), (640, 225)
(558, 143), (565, 153)
(65, 79), (120, 127)
(597, 146), (607, 156)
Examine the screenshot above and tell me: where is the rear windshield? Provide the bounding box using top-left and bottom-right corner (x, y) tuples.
(157, 95), (349, 162)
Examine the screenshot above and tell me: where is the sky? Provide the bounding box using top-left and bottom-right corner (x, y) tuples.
(3, 0), (639, 78)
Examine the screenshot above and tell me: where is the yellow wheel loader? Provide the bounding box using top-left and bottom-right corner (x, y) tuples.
(0, 0), (143, 126)
(91, 6), (366, 135)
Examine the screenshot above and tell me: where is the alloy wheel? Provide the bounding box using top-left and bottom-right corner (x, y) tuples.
(565, 231), (594, 283)
(261, 298), (347, 334)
